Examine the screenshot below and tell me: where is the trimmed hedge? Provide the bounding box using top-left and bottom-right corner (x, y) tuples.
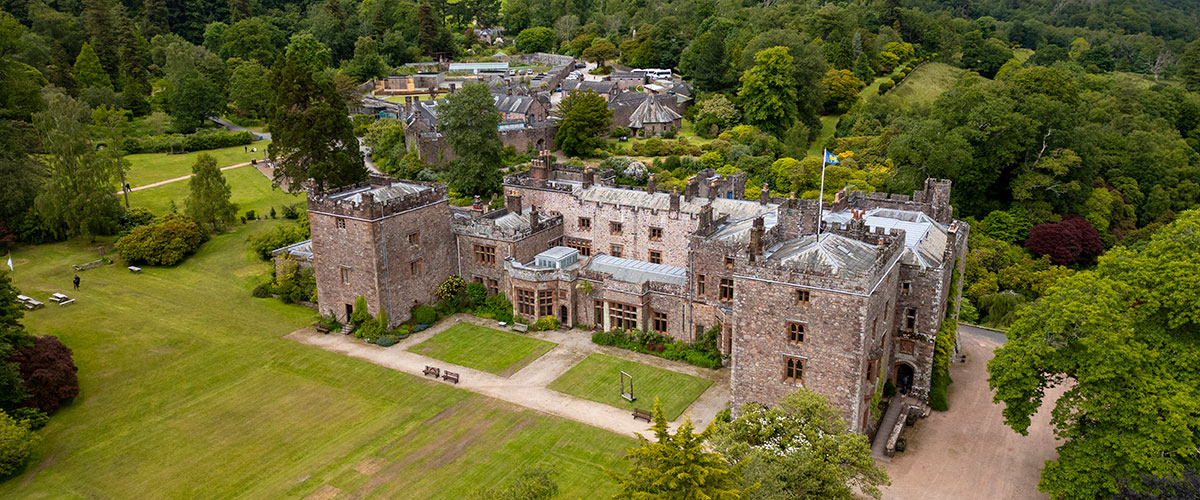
(592, 328), (723, 369)
(122, 130), (254, 154)
(114, 214), (208, 266)
(929, 318), (957, 411)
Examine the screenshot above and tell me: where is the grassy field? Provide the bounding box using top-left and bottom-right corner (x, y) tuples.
(2, 220), (632, 499)
(547, 353), (713, 421)
(809, 61), (912, 156)
(124, 140), (271, 188)
(889, 62), (966, 109)
(409, 323), (557, 376)
(127, 165), (301, 217)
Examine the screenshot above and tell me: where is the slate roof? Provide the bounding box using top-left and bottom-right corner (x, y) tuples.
(494, 94), (536, 114)
(765, 233), (881, 274)
(586, 254), (687, 286)
(330, 181), (432, 204)
(823, 208), (948, 269)
(271, 239), (313, 261)
(629, 94), (681, 128)
(561, 79), (615, 94)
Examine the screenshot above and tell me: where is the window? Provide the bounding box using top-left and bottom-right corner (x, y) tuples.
(595, 300), (604, 325)
(610, 221), (623, 234)
(901, 282), (911, 295)
(905, 308), (918, 332)
(408, 231), (420, 245)
(609, 302), (639, 330)
(473, 276), (484, 284)
(336, 217), (346, 229)
(517, 289), (535, 316)
(866, 360), (877, 382)
(610, 244), (623, 258)
(487, 279), (499, 296)
(697, 274), (706, 296)
(579, 217), (592, 230)
(538, 290), (554, 318)
(784, 356), (805, 382)
(719, 278), (734, 301)
(474, 244), (497, 265)
(564, 237), (592, 256)
(796, 290), (810, 304)
(649, 227), (663, 241)
(652, 310), (668, 333)
(725, 256), (734, 267)
(649, 250), (662, 264)
(409, 259), (422, 276)
(788, 322), (805, 343)
(340, 267), (351, 285)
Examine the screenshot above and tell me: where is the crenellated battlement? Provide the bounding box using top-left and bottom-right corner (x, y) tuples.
(831, 178), (954, 224)
(451, 209), (564, 241)
(307, 176), (447, 220)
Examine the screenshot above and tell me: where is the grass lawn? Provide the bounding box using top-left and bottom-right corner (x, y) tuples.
(124, 140), (271, 188)
(889, 62), (966, 109)
(547, 353), (713, 421)
(409, 323), (557, 376)
(2, 221), (632, 499)
(128, 164), (301, 217)
(808, 59), (916, 156)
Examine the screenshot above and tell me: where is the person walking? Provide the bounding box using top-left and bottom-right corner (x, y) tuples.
(73, 274), (80, 290)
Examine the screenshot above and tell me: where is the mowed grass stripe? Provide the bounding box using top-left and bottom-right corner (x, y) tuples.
(409, 323), (557, 375)
(127, 164), (301, 217)
(124, 140), (270, 188)
(3, 221), (631, 499)
(547, 353), (713, 421)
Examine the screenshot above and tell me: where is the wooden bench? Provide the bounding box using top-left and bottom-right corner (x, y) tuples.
(632, 408), (652, 422)
(314, 324), (331, 334)
(128, 266), (142, 274)
(442, 371), (460, 384)
(59, 299), (75, 306)
(511, 323), (529, 333)
(423, 366), (440, 378)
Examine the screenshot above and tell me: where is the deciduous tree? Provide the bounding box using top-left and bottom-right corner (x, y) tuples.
(8, 336), (78, 414)
(228, 59), (272, 118)
(185, 154), (237, 230)
(341, 36), (388, 82)
(738, 46), (797, 136)
(437, 81), (502, 196)
(581, 39), (618, 68)
(0, 409), (39, 476)
(516, 27), (554, 53)
(554, 90), (611, 157)
(822, 68), (865, 112)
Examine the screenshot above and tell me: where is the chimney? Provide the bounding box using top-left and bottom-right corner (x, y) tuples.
(583, 168), (595, 188)
(472, 195), (482, 210)
(760, 184), (770, 205)
(530, 204), (541, 231)
(684, 178), (698, 202)
(507, 86), (513, 96)
(404, 96), (413, 115)
(505, 190), (522, 214)
(529, 158), (547, 180)
(669, 186), (680, 212)
(540, 150), (553, 172)
(449, 83), (456, 93)
(749, 216), (764, 261)
(699, 203), (713, 232)
(709, 180), (720, 200)
(647, 174), (657, 193)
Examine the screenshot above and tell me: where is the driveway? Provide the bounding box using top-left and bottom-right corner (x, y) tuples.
(879, 326), (1063, 500)
(209, 116), (271, 140)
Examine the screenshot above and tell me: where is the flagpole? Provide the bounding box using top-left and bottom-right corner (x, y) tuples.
(816, 149), (828, 241)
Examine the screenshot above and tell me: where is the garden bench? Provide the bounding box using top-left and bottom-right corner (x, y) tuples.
(314, 324), (331, 334)
(49, 293), (68, 303)
(632, 408), (652, 422)
(59, 299), (75, 306)
(442, 371), (459, 384)
(511, 323), (529, 333)
(128, 266), (142, 274)
(423, 366), (440, 378)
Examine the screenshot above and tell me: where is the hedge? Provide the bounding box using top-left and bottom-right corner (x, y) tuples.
(929, 318), (958, 411)
(592, 327), (723, 369)
(122, 130), (255, 154)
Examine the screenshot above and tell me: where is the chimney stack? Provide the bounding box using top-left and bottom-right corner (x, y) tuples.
(472, 195), (482, 211)
(760, 184), (770, 205)
(749, 216), (765, 261)
(583, 168), (595, 188)
(530, 204), (541, 230)
(647, 174), (657, 193)
(710, 180), (720, 200)
(669, 186), (680, 212)
(505, 189), (522, 214)
(699, 203), (713, 232)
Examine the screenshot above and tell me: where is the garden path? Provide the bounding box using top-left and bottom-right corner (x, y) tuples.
(286, 313), (731, 438)
(121, 161), (254, 193)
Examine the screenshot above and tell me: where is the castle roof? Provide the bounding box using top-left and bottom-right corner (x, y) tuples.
(628, 95), (681, 128)
(586, 254), (687, 286)
(329, 181), (432, 204)
(824, 208), (948, 269)
(765, 233), (881, 274)
(575, 186), (774, 220)
(562, 79), (614, 94)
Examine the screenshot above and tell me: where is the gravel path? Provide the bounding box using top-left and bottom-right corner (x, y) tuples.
(287, 314), (731, 438)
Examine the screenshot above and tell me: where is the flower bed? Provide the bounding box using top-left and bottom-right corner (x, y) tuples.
(591, 327), (723, 369)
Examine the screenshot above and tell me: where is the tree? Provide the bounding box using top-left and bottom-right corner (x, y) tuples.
(0, 272), (32, 413)
(342, 36), (388, 83)
(73, 42), (112, 90)
(516, 27), (555, 53)
(1023, 215), (1102, 266)
(268, 52), (366, 191)
(582, 39), (618, 68)
(0, 409), (39, 476)
(739, 30), (826, 133)
(822, 69), (865, 112)
(33, 89), (121, 240)
(961, 31), (1013, 79)
(608, 399), (753, 499)
(140, 0), (170, 38)
(738, 46), (797, 136)
(8, 336), (78, 414)
(988, 210), (1200, 500)
(1178, 40), (1200, 92)
(680, 27), (735, 92)
(437, 81), (502, 196)
(228, 59), (273, 118)
(285, 33), (332, 72)
(185, 154), (237, 230)
(169, 71), (224, 133)
(221, 17), (279, 64)
(710, 388), (889, 499)
(555, 90), (612, 157)
(91, 105), (132, 208)
(417, 2), (437, 56)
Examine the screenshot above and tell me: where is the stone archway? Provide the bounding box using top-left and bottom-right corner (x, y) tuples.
(894, 362), (915, 395)
(535, 138), (545, 150)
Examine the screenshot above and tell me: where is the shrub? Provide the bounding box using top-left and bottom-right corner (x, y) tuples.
(878, 80), (894, 93)
(281, 204), (300, 219)
(464, 283), (487, 308)
(350, 296), (372, 327)
(272, 257), (315, 304)
(612, 126), (631, 138)
(929, 318), (957, 411)
(251, 282), (271, 298)
(435, 275), (466, 301)
(883, 379), (896, 398)
(114, 214), (208, 266)
(9, 336), (79, 414)
(8, 408), (48, 430)
(121, 130), (254, 154)
(315, 314), (342, 333)
(244, 209), (256, 220)
(247, 224), (309, 260)
(0, 410), (40, 476)
(533, 316), (560, 331)
(375, 336), (399, 347)
(269, 207), (276, 219)
(1024, 215), (1103, 265)
(412, 305), (438, 325)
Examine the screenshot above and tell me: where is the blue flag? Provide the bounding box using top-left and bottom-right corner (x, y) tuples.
(823, 149), (840, 165)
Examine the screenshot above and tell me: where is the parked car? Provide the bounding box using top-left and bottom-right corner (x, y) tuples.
(575, 62), (586, 69)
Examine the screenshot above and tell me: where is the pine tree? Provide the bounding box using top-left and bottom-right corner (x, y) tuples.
(417, 3), (437, 56)
(1179, 40), (1200, 92)
(73, 42), (113, 90)
(140, 0), (170, 38)
(185, 154), (237, 230)
(82, 0), (120, 84)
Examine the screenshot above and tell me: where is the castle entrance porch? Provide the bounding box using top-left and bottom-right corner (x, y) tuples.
(894, 362), (915, 395)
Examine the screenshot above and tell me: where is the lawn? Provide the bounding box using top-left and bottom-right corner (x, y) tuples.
(124, 139), (271, 188)
(547, 353), (713, 421)
(128, 164), (301, 217)
(1, 221), (632, 499)
(889, 62), (965, 109)
(409, 323), (557, 376)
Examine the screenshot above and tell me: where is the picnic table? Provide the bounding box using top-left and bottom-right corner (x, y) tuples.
(49, 293), (69, 303)
(128, 266), (142, 274)
(16, 295), (43, 310)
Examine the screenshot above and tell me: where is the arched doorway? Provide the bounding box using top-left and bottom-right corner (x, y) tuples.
(535, 138), (545, 151)
(894, 362), (915, 395)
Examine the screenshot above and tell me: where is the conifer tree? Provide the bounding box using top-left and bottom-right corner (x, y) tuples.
(73, 42), (112, 90)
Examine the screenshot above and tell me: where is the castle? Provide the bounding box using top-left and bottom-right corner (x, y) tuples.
(302, 155), (968, 433)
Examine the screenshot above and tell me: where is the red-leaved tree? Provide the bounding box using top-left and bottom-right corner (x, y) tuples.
(1024, 215), (1103, 265)
(8, 336), (79, 414)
